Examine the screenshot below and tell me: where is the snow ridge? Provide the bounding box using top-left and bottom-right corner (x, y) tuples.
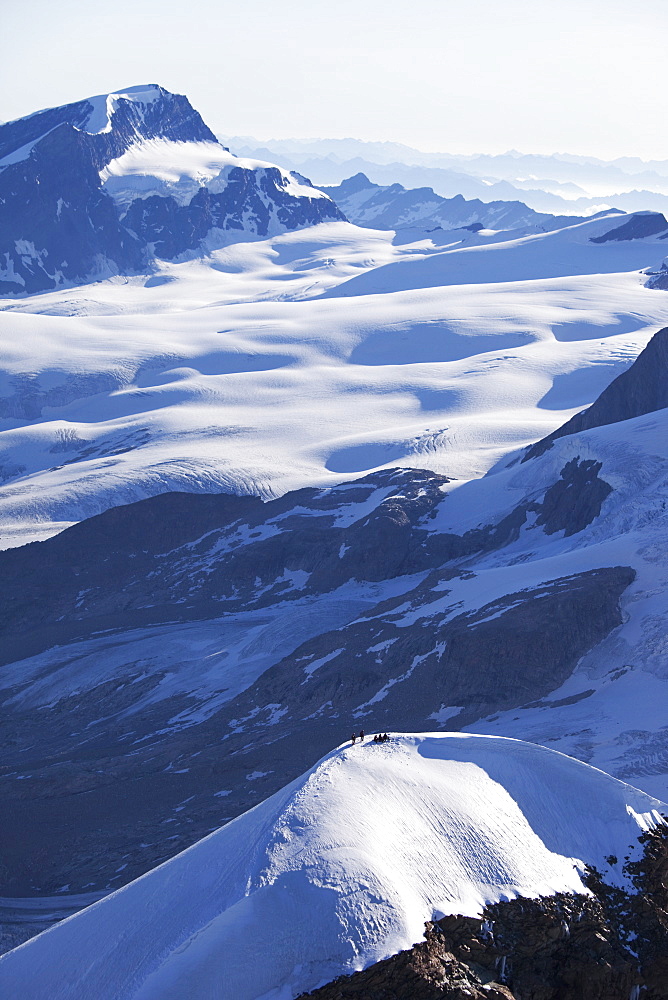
(0, 733), (662, 1000)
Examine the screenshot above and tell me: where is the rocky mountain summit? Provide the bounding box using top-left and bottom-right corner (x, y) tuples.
(0, 85), (343, 295)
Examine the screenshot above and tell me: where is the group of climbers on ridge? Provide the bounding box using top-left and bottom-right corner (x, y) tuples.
(350, 730), (390, 745)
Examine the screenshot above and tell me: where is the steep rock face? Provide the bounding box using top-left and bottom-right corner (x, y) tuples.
(0, 85), (217, 168)
(0, 85), (343, 295)
(532, 458), (613, 535)
(0, 122), (147, 293)
(120, 163), (338, 259)
(523, 326), (668, 461)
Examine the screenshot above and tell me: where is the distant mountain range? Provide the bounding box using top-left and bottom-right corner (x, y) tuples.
(320, 172), (599, 234)
(222, 135), (668, 216)
(7, 87), (668, 298)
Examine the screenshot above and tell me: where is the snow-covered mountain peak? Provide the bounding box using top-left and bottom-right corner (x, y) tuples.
(0, 84), (217, 171)
(0, 86), (344, 295)
(0, 733), (662, 1000)
(76, 84), (166, 135)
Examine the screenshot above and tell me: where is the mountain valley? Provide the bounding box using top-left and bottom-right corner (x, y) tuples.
(1, 84), (668, 998)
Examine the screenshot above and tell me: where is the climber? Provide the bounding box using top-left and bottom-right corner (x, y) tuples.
(359, 729), (365, 741)
(351, 732), (356, 745)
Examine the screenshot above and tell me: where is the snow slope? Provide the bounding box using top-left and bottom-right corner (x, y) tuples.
(1, 217), (668, 548)
(325, 214), (668, 295)
(0, 733), (663, 1000)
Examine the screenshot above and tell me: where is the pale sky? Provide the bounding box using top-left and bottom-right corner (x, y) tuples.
(2, 0), (666, 160)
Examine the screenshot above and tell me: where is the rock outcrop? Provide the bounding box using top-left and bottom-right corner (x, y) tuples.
(297, 823), (668, 1000)
(523, 326), (668, 461)
(589, 211), (668, 243)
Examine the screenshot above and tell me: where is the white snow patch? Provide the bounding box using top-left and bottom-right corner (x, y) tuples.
(430, 705), (465, 725)
(303, 648), (344, 679)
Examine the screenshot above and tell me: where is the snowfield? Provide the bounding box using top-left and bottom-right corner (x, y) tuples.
(0, 733), (663, 1000)
(1, 216), (668, 548)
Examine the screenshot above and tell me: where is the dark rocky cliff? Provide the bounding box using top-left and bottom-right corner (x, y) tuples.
(589, 211), (668, 243)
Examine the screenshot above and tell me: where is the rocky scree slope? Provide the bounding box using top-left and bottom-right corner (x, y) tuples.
(0, 85), (343, 295)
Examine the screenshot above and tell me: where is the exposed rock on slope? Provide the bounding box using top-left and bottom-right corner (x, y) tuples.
(590, 210), (668, 243)
(523, 326), (668, 460)
(297, 822), (668, 1000)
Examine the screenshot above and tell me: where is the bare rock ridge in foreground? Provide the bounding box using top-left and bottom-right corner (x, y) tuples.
(297, 824), (668, 1000)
